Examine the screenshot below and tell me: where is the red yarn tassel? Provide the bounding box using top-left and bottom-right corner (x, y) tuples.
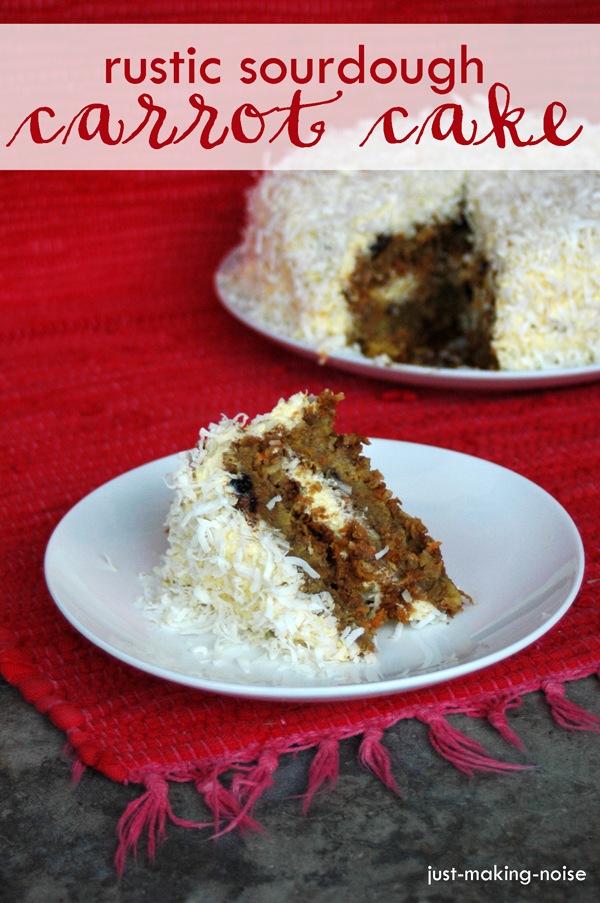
(196, 770), (263, 837)
(303, 738), (340, 813)
(419, 712), (531, 777)
(485, 697), (527, 751)
(223, 748), (279, 834)
(542, 681), (600, 733)
(115, 772), (209, 877)
(358, 728), (401, 795)
(63, 741), (87, 784)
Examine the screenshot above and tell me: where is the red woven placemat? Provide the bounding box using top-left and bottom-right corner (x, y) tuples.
(1, 168), (599, 871)
(2, 0), (600, 871)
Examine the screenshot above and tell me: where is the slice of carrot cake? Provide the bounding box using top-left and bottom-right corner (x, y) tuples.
(142, 391), (465, 667)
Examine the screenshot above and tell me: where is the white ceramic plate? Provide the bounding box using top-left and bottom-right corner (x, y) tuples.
(216, 248), (600, 391)
(44, 441), (584, 702)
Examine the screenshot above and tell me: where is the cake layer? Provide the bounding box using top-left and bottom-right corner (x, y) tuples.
(345, 216), (497, 368)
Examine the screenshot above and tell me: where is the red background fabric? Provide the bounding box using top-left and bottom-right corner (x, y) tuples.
(1, 0), (599, 864)
(0, 1), (598, 24)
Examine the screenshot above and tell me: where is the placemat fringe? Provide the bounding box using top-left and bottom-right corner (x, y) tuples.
(542, 679), (600, 733)
(227, 748), (279, 832)
(106, 681), (600, 874)
(483, 695), (528, 751)
(197, 767), (264, 837)
(64, 742), (87, 784)
(357, 727), (401, 795)
(116, 771), (214, 877)
(302, 738), (340, 813)
(417, 710), (533, 777)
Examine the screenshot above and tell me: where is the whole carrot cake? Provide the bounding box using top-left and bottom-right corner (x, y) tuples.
(218, 171), (600, 372)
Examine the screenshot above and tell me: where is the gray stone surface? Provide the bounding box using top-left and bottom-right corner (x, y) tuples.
(1, 674), (600, 902)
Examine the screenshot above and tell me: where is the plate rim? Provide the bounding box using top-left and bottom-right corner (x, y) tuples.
(215, 247), (600, 392)
(44, 440), (585, 702)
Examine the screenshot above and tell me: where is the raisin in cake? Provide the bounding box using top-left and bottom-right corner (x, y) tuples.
(218, 171), (600, 372)
(142, 391), (465, 668)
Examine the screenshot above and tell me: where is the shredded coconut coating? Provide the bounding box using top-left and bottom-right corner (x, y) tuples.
(141, 396), (370, 668)
(467, 172), (600, 370)
(220, 170), (600, 371)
